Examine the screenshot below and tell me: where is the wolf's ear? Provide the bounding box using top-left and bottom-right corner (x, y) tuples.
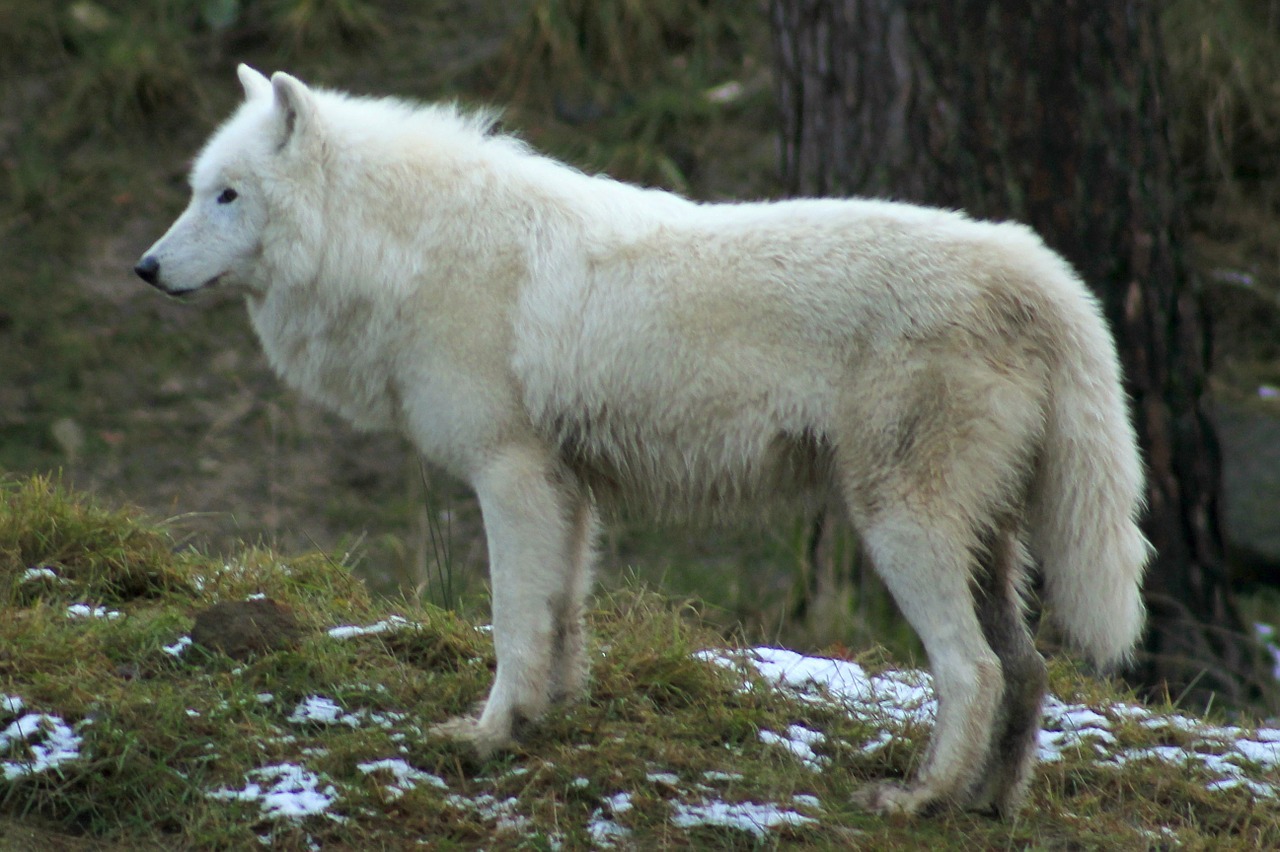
(237, 64), (271, 101)
(269, 72), (316, 151)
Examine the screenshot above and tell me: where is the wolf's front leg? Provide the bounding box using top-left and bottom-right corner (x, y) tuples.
(431, 444), (585, 755)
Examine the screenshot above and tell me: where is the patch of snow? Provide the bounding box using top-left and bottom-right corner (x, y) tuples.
(65, 603), (121, 620)
(760, 723), (828, 771)
(588, 792), (634, 847)
(288, 695), (360, 727)
(326, 615), (415, 640)
(792, 793), (822, 810)
(588, 815), (632, 846)
(20, 566), (64, 584)
(700, 646), (1280, 802)
(286, 695), (406, 731)
(859, 729), (894, 753)
(1206, 777), (1277, 797)
(207, 763), (343, 822)
(1109, 703), (1153, 720)
(1037, 697), (1118, 762)
(701, 647), (935, 728)
(357, 758), (447, 800)
(445, 792), (529, 832)
(670, 800), (817, 837)
(604, 792), (633, 814)
(0, 698), (84, 781)
(645, 771), (680, 785)
(1141, 713), (1203, 735)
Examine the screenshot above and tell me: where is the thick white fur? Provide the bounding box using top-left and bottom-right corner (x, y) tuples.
(137, 66), (1152, 817)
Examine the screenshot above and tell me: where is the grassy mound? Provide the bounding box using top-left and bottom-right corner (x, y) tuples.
(1, 475), (1278, 849)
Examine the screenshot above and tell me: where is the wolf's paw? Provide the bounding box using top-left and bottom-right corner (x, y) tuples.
(547, 677), (589, 709)
(961, 765), (1032, 818)
(429, 714), (513, 757)
(958, 784), (1025, 820)
(851, 780), (939, 817)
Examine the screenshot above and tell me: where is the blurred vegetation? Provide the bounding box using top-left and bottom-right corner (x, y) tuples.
(493, 0), (773, 193)
(1163, 0), (1280, 209)
(4, 0), (1279, 227)
(0, 0), (1279, 708)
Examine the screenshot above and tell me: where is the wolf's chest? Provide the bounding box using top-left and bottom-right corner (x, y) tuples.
(246, 292), (399, 431)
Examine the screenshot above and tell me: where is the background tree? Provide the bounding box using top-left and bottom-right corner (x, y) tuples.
(769, 0), (1261, 705)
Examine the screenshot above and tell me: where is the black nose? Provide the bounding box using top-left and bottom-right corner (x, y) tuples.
(134, 256), (160, 285)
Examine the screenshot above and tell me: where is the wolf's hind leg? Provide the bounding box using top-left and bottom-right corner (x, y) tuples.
(851, 511), (1003, 815)
(966, 525), (1047, 816)
(547, 494), (598, 706)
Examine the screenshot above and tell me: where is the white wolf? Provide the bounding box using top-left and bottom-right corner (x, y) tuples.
(136, 66), (1151, 817)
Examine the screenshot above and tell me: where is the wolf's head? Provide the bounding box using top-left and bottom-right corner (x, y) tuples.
(135, 65), (321, 297)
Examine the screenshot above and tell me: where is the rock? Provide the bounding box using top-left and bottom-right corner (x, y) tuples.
(1214, 397), (1280, 586)
(191, 599), (303, 660)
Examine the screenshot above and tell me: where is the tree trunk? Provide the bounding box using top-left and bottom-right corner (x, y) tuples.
(770, 0), (1260, 706)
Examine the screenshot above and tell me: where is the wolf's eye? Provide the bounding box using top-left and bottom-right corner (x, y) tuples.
(216, 188), (238, 204)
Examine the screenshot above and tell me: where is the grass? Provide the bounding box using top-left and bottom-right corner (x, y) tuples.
(2, 475), (1279, 849)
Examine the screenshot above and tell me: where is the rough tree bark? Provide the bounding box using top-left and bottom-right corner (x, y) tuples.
(769, 0), (1260, 706)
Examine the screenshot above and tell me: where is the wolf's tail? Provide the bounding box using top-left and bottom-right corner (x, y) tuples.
(1027, 265), (1152, 670)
